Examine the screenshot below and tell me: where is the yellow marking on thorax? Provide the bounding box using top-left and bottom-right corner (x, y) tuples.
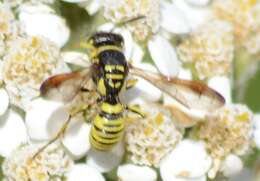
(115, 82), (121, 88)
(106, 74), (124, 79)
(105, 65), (125, 73)
(101, 102), (124, 114)
(97, 78), (106, 96)
(108, 80), (115, 88)
(96, 45), (122, 55)
(105, 65), (116, 72)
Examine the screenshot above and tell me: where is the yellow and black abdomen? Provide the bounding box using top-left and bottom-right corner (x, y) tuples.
(90, 101), (125, 151)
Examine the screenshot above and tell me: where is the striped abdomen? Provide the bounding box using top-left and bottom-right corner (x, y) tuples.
(90, 101), (124, 151)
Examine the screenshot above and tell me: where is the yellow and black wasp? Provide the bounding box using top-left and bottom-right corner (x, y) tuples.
(37, 21), (225, 152)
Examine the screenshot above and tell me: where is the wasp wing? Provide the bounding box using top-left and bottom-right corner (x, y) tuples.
(40, 67), (93, 102)
(129, 66), (225, 111)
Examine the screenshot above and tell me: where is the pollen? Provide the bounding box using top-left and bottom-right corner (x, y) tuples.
(125, 103), (182, 167)
(2, 36), (65, 109)
(2, 143), (73, 181)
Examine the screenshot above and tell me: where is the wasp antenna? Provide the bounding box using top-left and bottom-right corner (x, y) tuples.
(110, 15), (146, 32)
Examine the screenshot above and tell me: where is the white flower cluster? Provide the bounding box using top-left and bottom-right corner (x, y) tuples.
(178, 20), (234, 79)
(103, 0), (160, 41)
(0, 0), (258, 181)
(196, 104), (253, 178)
(3, 0), (55, 7)
(213, 0), (260, 53)
(3, 143), (73, 181)
(3, 36), (66, 109)
(0, 3), (22, 59)
(126, 104), (182, 167)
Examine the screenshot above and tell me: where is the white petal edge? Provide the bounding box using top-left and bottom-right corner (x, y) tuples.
(162, 175), (206, 181)
(160, 139), (212, 179)
(0, 110), (28, 157)
(0, 88), (9, 116)
(220, 154), (243, 177)
(67, 164), (105, 181)
(253, 114), (260, 149)
(84, 0), (102, 15)
(148, 35), (181, 77)
(185, 0), (210, 6)
(208, 76), (232, 104)
(161, 1), (190, 34)
(61, 51), (90, 67)
(25, 98), (69, 141)
(172, 0), (212, 31)
(62, 116), (92, 159)
(117, 164), (157, 181)
(86, 141), (125, 173)
(19, 4), (70, 47)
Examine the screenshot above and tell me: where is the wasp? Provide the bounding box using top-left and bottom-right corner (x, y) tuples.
(36, 20), (225, 154)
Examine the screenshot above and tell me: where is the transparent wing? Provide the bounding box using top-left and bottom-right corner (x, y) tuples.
(40, 67), (93, 102)
(129, 65), (225, 111)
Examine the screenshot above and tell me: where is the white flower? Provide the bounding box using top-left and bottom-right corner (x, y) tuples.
(0, 88), (9, 116)
(195, 104), (253, 178)
(2, 143), (73, 181)
(2, 36), (68, 109)
(4, 0), (55, 8)
(177, 19), (234, 79)
(160, 139), (212, 181)
(125, 103), (182, 167)
(0, 109), (28, 157)
(0, 3), (22, 58)
(220, 154), (243, 177)
(67, 164), (105, 181)
(117, 164), (157, 181)
(212, 0), (260, 46)
(253, 114), (260, 149)
(19, 4), (70, 47)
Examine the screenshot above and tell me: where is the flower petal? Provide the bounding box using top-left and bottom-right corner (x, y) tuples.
(19, 4), (70, 47)
(84, 0), (102, 15)
(185, 0), (210, 6)
(161, 1), (190, 34)
(148, 35), (180, 77)
(160, 139), (212, 179)
(173, 0), (211, 30)
(220, 154), (243, 177)
(67, 164), (105, 181)
(117, 164), (157, 181)
(61, 51), (90, 67)
(86, 141), (125, 173)
(0, 88), (9, 116)
(0, 110), (27, 157)
(253, 114), (260, 149)
(25, 98), (69, 141)
(62, 116), (91, 159)
(208, 76), (232, 103)
(161, 175), (206, 181)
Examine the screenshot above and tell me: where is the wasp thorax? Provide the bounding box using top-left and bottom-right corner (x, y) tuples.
(90, 32), (124, 48)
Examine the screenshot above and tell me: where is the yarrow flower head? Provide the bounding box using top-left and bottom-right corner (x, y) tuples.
(0, 3), (22, 58)
(194, 104), (253, 178)
(212, 0), (260, 50)
(2, 36), (67, 109)
(125, 103), (182, 167)
(2, 143), (73, 181)
(177, 20), (234, 79)
(103, 0), (160, 41)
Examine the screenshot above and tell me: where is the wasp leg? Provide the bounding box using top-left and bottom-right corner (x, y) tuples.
(126, 78), (138, 90)
(126, 105), (146, 118)
(32, 115), (72, 159)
